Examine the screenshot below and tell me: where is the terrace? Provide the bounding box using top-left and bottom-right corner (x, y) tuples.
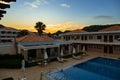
(0, 52), (120, 80)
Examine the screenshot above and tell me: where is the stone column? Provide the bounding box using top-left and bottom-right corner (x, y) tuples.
(50, 48), (53, 58)
(18, 47), (21, 54)
(58, 46), (60, 57)
(36, 49), (41, 59)
(77, 45), (80, 53)
(23, 49), (28, 61)
(68, 44), (71, 55)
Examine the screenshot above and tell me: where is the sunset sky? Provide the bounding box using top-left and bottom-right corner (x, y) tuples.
(0, 0), (120, 33)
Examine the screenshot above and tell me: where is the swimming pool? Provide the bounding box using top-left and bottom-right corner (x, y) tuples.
(48, 57), (120, 80)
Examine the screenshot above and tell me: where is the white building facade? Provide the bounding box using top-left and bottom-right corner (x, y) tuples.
(0, 27), (19, 42)
(60, 28), (120, 54)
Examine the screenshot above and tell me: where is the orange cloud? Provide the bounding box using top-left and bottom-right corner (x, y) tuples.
(44, 22), (85, 33)
(1, 21), (85, 34)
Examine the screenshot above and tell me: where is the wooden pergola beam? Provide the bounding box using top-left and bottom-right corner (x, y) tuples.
(0, 10), (6, 14)
(0, 3), (10, 9)
(0, 0), (16, 20)
(0, 14), (4, 17)
(2, 0), (16, 2)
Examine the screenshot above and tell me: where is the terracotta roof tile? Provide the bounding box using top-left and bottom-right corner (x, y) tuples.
(100, 26), (120, 31)
(67, 29), (86, 34)
(16, 33), (54, 42)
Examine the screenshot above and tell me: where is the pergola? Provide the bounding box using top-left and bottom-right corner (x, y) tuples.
(0, 0), (16, 20)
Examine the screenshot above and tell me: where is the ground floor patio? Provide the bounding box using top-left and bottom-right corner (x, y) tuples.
(0, 52), (120, 80)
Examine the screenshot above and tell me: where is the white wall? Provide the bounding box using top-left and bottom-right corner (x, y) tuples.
(0, 44), (16, 55)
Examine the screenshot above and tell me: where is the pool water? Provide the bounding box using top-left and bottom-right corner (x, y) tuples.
(48, 57), (120, 80)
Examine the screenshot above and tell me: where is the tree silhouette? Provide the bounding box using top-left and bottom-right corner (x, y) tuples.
(0, 24), (5, 28)
(17, 30), (29, 37)
(34, 21), (46, 36)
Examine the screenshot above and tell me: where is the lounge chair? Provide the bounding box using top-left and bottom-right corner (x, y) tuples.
(57, 57), (64, 63)
(82, 52), (87, 56)
(72, 55), (82, 60)
(38, 61), (44, 67)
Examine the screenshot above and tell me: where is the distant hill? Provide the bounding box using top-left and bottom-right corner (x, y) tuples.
(82, 24), (120, 32)
(52, 30), (71, 35)
(0, 24), (5, 28)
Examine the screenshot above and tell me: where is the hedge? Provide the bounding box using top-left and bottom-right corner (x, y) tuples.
(0, 54), (23, 68)
(2, 77), (14, 80)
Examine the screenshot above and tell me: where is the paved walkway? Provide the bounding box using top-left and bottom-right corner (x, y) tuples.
(0, 52), (120, 80)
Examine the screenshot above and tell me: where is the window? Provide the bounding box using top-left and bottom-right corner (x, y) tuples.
(88, 45), (93, 48)
(114, 46), (120, 51)
(71, 36), (74, 39)
(7, 31), (11, 34)
(115, 35), (120, 40)
(76, 35), (80, 39)
(74, 36), (77, 40)
(97, 36), (102, 39)
(89, 36), (93, 40)
(1, 31), (6, 34)
(97, 45), (102, 49)
(81, 36), (84, 40)
(63, 36), (66, 39)
(85, 36), (87, 40)
(1, 36), (5, 38)
(13, 32), (16, 34)
(66, 36), (70, 40)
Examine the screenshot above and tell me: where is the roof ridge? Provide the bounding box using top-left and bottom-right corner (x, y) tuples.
(18, 35), (29, 42)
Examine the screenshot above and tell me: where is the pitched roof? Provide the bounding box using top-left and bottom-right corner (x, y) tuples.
(100, 26), (120, 31)
(0, 27), (18, 31)
(16, 33), (54, 42)
(67, 29), (86, 34)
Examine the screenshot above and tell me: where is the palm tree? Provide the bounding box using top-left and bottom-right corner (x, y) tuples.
(34, 21), (46, 36)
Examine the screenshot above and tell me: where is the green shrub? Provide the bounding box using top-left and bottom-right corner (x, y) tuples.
(0, 54), (24, 59)
(25, 61), (38, 67)
(63, 54), (72, 58)
(0, 59), (22, 68)
(74, 52), (83, 56)
(2, 77), (13, 80)
(0, 54), (23, 68)
(49, 58), (57, 62)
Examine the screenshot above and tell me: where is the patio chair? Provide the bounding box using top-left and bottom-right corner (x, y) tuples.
(57, 57), (64, 63)
(82, 52), (87, 56)
(72, 55), (82, 60)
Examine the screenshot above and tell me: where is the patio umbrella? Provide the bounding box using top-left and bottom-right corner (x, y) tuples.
(44, 49), (48, 65)
(60, 48), (64, 57)
(82, 46), (86, 52)
(73, 47), (76, 54)
(21, 59), (25, 72)
(44, 49), (48, 59)
(60, 48), (64, 61)
(21, 59), (25, 79)
(82, 46), (87, 56)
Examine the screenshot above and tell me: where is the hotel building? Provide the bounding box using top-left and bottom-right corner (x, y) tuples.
(0, 26), (120, 62)
(0, 27), (19, 42)
(60, 26), (120, 54)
